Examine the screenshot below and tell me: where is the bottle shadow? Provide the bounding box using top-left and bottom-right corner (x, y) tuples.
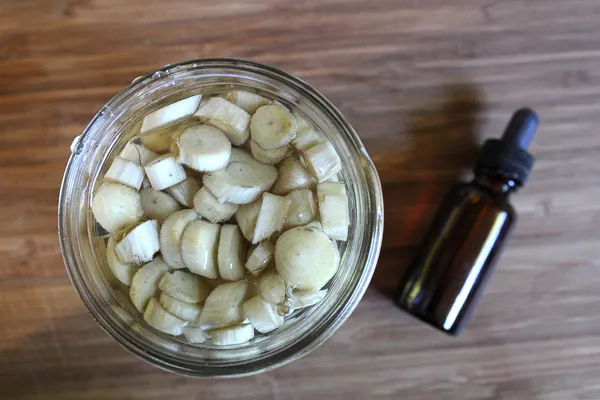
(369, 83), (484, 299)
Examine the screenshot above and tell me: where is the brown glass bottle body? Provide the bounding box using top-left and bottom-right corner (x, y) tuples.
(395, 173), (517, 335)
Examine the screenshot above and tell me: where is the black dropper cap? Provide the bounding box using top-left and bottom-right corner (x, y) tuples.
(474, 108), (539, 186)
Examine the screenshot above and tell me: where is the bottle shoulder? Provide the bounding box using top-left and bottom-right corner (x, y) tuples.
(446, 182), (516, 216)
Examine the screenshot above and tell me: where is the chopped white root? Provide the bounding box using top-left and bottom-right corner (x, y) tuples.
(270, 157), (316, 196)
(159, 209), (198, 268)
(203, 149), (278, 205)
(325, 174), (340, 183)
(302, 141), (342, 183)
(257, 270), (286, 304)
(140, 188), (183, 223)
(104, 156), (145, 190)
(92, 182), (143, 233)
(176, 124), (232, 172)
(291, 127), (324, 153)
(305, 220), (324, 231)
(182, 325), (207, 343)
(243, 295), (284, 333)
(193, 187), (238, 223)
(250, 104), (297, 150)
(275, 226), (340, 290)
(141, 95), (202, 133)
(317, 182), (349, 241)
(292, 112), (312, 132)
(158, 270), (211, 303)
(245, 241), (275, 276)
(252, 193), (292, 244)
(144, 297), (186, 336)
(250, 140), (288, 165)
(166, 176), (201, 208)
(106, 236), (136, 286)
(159, 293), (202, 322)
(235, 199), (262, 242)
(226, 91), (271, 114)
(119, 141), (158, 166)
(218, 225), (248, 281)
(139, 124), (187, 153)
(284, 189), (318, 230)
(130, 256), (170, 313)
(210, 323), (254, 345)
(115, 220), (160, 264)
(144, 154), (187, 190)
(198, 281), (249, 329)
(194, 97), (250, 146)
(285, 288), (328, 309)
(181, 220), (221, 279)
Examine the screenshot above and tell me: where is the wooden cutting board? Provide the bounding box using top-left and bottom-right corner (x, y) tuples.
(1, 0), (599, 399)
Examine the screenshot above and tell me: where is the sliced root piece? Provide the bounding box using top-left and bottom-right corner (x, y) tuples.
(92, 182), (143, 233)
(225, 90), (271, 114)
(194, 97), (250, 146)
(104, 156), (145, 190)
(292, 111), (312, 132)
(243, 295), (284, 333)
(250, 140), (288, 165)
(270, 157), (316, 196)
(166, 176), (201, 207)
(176, 125), (232, 172)
(317, 182), (349, 241)
(306, 220), (323, 230)
(144, 154), (186, 190)
(275, 226), (340, 290)
(291, 128), (324, 153)
(203, 149), (277, 204)
(286, 288), (328, 309)
(140, 188), (182, 223)
(143, 297), (186, 336)
(158, 270), (210, 303)
(245, 241), (275, 276)
(141, 95), (202, 133)
(257, 270), (286, 304)
(302, 141), (342, 183)
(193, 187), (239, 223)
(139, 123), (187, 153)
(182, 325), (207, 343)
(284, 189), (317, 230)
(159, 209), (198, 268)
(181, 220), (220, 279)
(250, 104), (297, 150)
(198, 281), (248, 329)
(129, 256), (170, 313)
(325, 174), (340, 183)
(210, 323), (254, 346)
(115, 220), (160, 264)
(106, 236), (136, 286)
(119, 140), (158, 166)
(235, 199), (262, 242)
(159, 293), (202, 322)
(218, 224), (248, 281)
(252, 193), (291, 244)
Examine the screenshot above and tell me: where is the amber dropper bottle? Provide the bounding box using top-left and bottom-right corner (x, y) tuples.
(395, 108), (539, 335)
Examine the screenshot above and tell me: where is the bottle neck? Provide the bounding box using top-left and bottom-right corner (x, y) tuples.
(472, 172), (518, 198)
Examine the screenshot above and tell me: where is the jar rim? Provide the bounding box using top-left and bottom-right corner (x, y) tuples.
(59, 58), (384, 377)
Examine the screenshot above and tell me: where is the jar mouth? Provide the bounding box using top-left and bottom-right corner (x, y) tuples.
(59, 58), (384, 378)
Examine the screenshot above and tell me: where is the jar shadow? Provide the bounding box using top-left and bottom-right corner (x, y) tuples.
(369, 83), (484, 299)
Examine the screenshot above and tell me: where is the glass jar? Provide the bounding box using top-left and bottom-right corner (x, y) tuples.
(59, 59), (384, 377)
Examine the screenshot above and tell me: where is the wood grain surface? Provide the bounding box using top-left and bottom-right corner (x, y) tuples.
(2, 0), (600, 399)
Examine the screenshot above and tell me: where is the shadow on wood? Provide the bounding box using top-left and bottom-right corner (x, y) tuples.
(371, 83), (484, 299)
